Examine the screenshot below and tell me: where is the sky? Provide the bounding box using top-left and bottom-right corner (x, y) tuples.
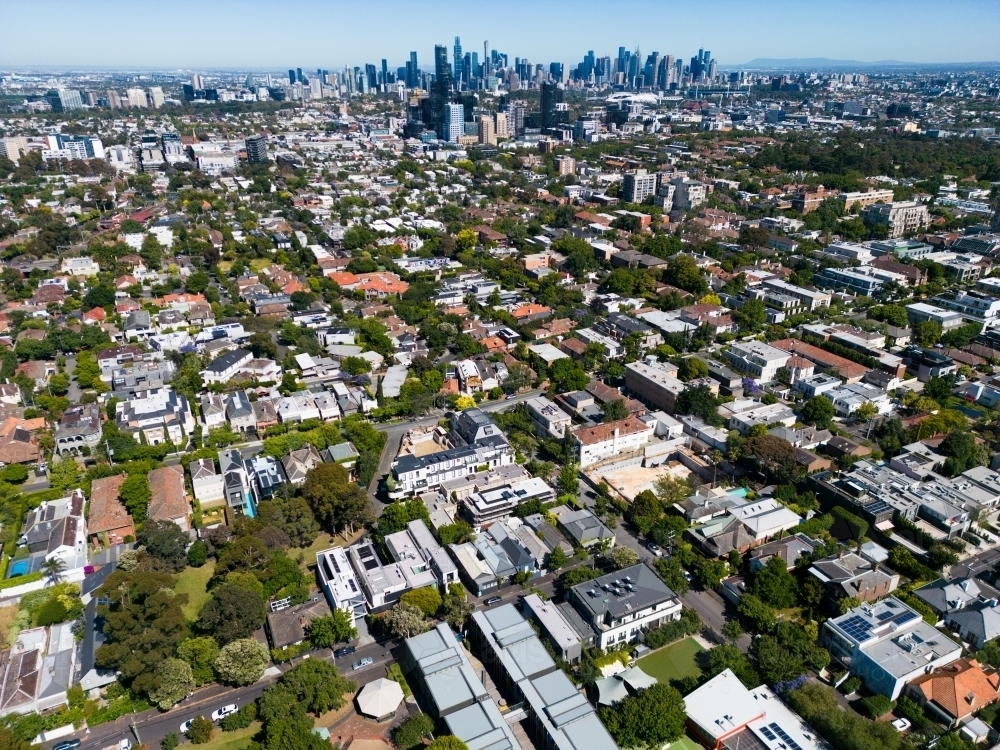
(1, 0), (998, 71)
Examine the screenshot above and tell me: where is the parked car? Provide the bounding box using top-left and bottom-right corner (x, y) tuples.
(211, 705), (238, 722)
(101, 741), (131, 750)
(53, 741), (82, 750)
(179, 720), (193, 734)
(647, 542), (662, 557)
(891, 718), (911, 733)
(484, 596), (502, 606)
(352, 657), (373, 671)
(334, 646), (356, 659)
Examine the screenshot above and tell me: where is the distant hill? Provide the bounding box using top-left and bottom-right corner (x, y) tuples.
(732, 57), (998, 70)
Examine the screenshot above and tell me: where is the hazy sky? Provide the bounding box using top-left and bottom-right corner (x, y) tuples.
(1, 0), (997, 70)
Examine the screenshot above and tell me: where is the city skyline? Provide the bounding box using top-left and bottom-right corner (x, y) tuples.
(1, 0), (998, 70)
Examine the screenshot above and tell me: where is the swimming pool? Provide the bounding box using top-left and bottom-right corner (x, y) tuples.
(727, 488), (749, 498)
(9, 559), (29, 577)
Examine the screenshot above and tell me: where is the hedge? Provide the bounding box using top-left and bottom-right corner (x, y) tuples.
(0, 571), (42, 590)
(643, 607), (702, 649)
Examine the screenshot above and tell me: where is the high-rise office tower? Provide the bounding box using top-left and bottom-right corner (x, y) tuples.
(540, 81), (563, 130)
(245, 135), (269, 164)
(549, 62), (564, 83)
(664, 55), (676, 86)
(431, 45), (453, 139)
(192, 73), (204, 89)
(245, 73), (254, 89)
(381, 59), (389, 87)
(483, 41), (490, 77)
(149, 87), (165, 108)
(453, 37), (463, 90)
(288, 69), (296, 85)
(296, 68), (304, 83)
(470, 52), (479, 82)
(444, 103), (463, 142)
(407, 51), (419, 88)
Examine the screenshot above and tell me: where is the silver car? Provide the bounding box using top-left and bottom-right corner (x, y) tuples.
(352, 657), (373, 671)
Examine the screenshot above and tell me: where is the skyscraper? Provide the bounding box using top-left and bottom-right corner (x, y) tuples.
(407, 51), (419, 88)
(431, 45), (453, 139)
(444, 103), (463, 143)
(288, 69), (296, 85)
(540, 81), (563, 130)
(381, 59), (389, 87)
(192, 73), (204, 89)
(45, 89), (84, 112)
(453, 37), (463, 90)
(296, 67), (304, 83)
(483, 41), (490, 77)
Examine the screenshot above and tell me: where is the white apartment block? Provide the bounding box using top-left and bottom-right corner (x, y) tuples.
(862, 201), (931, 239)
(573, 416), (654, 468)
(316, 547), (367, 627)
(827, 383), (893, 417)
(724, 340), (791, 383)
(760, 278), (832, 310)
(525, 396), (573, 438)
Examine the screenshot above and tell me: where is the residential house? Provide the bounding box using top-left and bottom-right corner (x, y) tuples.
(248, 454), (287, 504)
(809, 551), (900, 603)
(201, 349), (253, 385)
(282, 445), (323, 485)
(87, 474), (134, 548)
(551, 505), (616, 550)
(0, 624), (78, 717)
(19, 490), (87, 573)
(219, 449), (255, 517)
(908, 659), (1000, 729)
(190, 458), (225, 507)
(820, 596), (961, 699)
(147, 465), (190, 531)
(55, 404), (102, 456)
(200, 393), (227, 430)
(572, 416), (654, 468)
(224, 390), (256, 433)
(316, 547), (367, 629)
(116, 388), (195, 446)
(566, 563), (681, 650)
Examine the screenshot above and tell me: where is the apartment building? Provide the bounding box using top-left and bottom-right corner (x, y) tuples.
(821, 597), (960, 699)
(566, 563), (682, 650)
(316, 546), (367, 628)
(862, 201), (931, 238)
(525, 396), (573, 438)
(826, 382), (893, 417)
(760, 278), (832, 310)
(624, 361), (687, 413)
(724, 340), (791, 383)
(572, 416), (654, 467)
(461, 476), (555, 528)
(839, 188), (895, 211)
(622, 169), (658, 203)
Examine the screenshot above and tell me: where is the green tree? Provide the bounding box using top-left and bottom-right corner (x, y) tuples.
(678, 357), (709, 382)
(384, 601), (429, 638)
(699, 643), (760, 687)
(855, 401), (879, 422)
(606, 546), (640, 569)
(548, 358), (590, 392)
(924, 374), (955, 403)
(302, 462), (374, 535)
(341, 356), (371, 375)
(737, 593), (776, 633)
(214, 638), (270, 686)
(188, 716), (213, 744)
(547, 546), (567, 570)
(177, 637), (220, 686)
(442, 583), (474, 629)
(137, 518), (189, 572)
(400, 586), (443, 617)
(120, 474), (152, 524)
(149, 658), (195, 710)
(801, 395), (835, 429)
(557, 463), (579, 495)
(915, 319), (942, 347)
(751, 556), (798, 609)
(308, 610), (358, 647)
(598, 683), (686, 748)
(601, 398), (629, 422)
(675, 384), (723, 426)
(734, 299), (767, 332)
(198, 583), (266, 644)
(427, 739), (470, 750)
(278, 659), (356, 715)
(394, 714), (435, 750)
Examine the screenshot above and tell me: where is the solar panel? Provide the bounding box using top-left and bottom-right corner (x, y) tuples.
(838, 615), (874, 642)
(770, 723), (803, 750)
(877, 610), (896, 622)
(759, 726), (777, 741)
(894, 611), (918, 625)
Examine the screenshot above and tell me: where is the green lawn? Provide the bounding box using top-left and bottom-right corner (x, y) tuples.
(175, 561), (216, 622)
(637, 637), (704, 684)
(665, 735), (703, 750)
(181, 722), (259, 750)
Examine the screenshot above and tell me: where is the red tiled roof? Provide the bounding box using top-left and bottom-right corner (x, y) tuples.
(573, 416), (652, 446)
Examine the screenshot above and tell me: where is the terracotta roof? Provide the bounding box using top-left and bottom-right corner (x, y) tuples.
(88, 474), (134, 535)
(786, 356), (814, 370)
(560, 338), (588, 355)
(573, 416), (651, 446)
(770, 338), (870, 380)
(909, 659), (1000, 721)
(511, 303), (551, 319)
(147, 465), (189, 526)
(0, 427), (38, 464)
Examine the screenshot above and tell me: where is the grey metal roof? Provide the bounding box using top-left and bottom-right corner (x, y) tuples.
(569, 563), (678, 622)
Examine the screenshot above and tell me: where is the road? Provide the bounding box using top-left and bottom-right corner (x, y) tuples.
(56, 637), (400, 750)
(367, 389), (545, 509)
(577, 486), (749, 651)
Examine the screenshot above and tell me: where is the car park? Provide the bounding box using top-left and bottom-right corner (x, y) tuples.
(211, 705), (238, 722)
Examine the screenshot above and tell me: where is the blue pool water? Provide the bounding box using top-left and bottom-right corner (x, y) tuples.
(727, 488), (749, 498)
(9, 560), (29, 577)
